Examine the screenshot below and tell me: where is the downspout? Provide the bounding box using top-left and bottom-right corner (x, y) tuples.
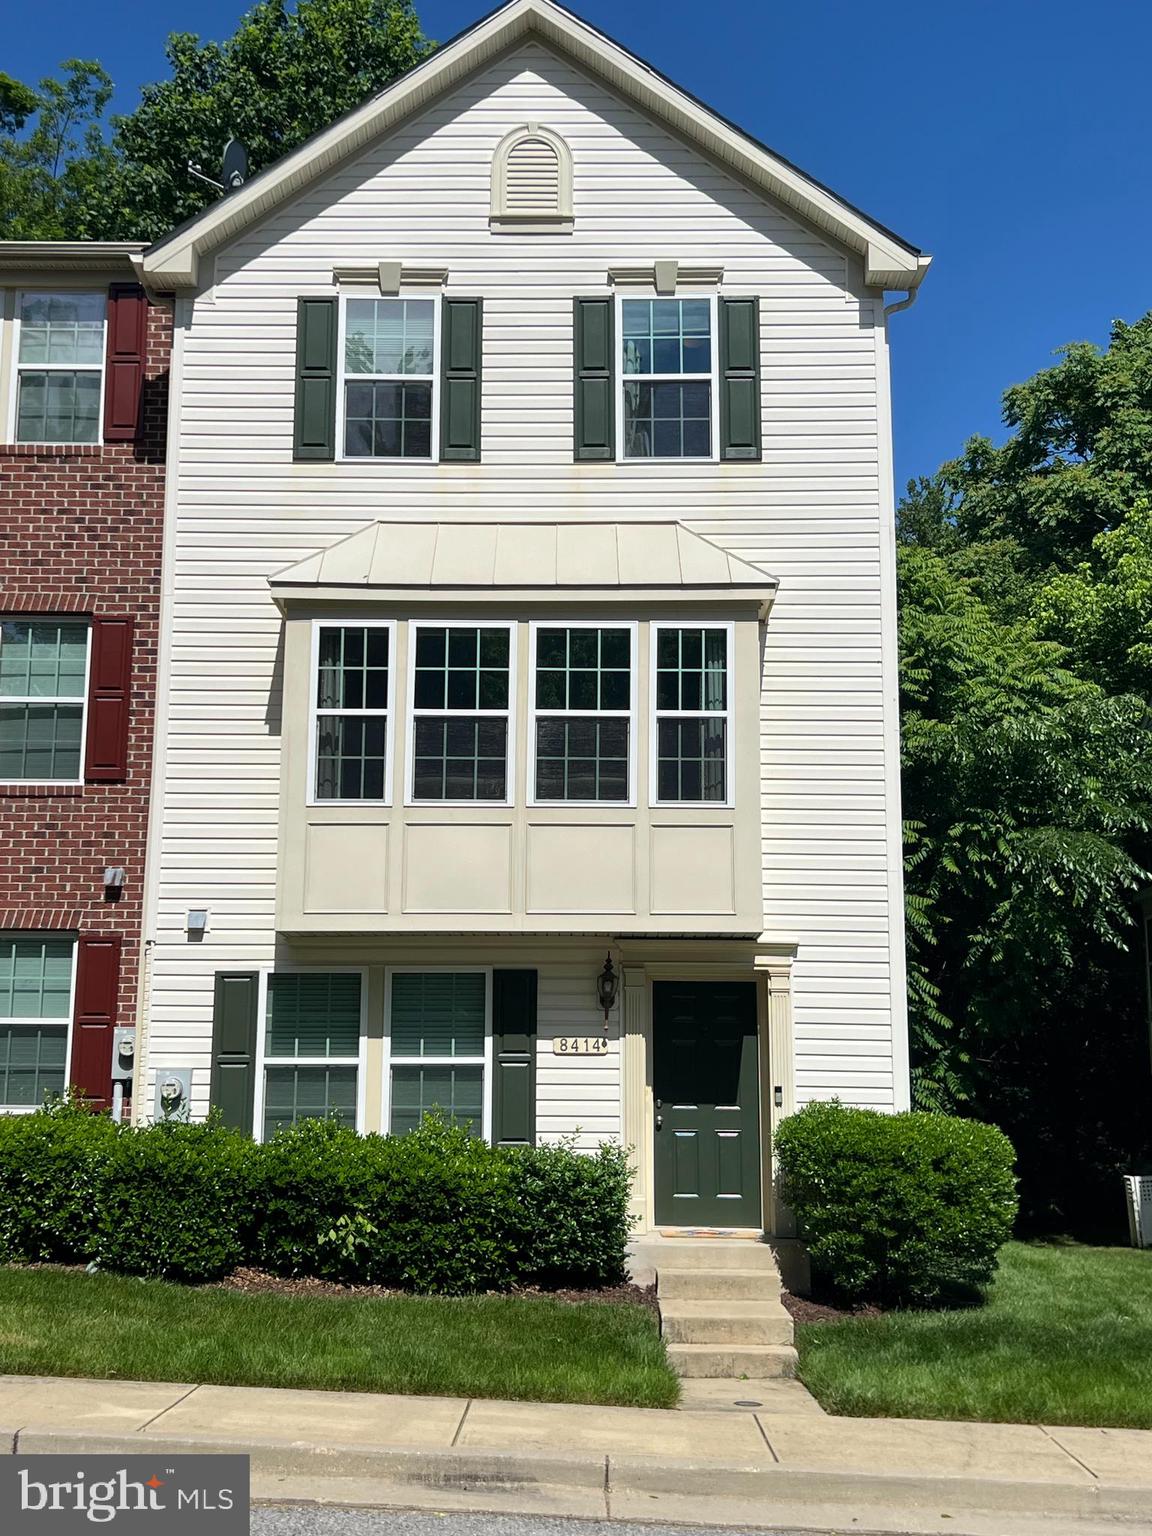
(883, 286), (920, 319)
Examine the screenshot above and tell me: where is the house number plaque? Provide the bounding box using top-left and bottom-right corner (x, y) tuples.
(553, 1036), (610, 1055)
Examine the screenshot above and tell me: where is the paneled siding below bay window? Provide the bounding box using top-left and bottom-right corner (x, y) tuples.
(146, 40), (901, 1118)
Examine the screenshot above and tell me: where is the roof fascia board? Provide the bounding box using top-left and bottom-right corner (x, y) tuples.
(141, 0), (925, 292)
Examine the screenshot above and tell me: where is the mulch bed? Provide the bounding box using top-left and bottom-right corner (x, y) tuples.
(781, 1289), (884, 1324)
(213, 1266), (658, 1311)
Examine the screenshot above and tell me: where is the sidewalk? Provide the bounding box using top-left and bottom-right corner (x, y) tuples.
(2, 1374), (1150, 1535)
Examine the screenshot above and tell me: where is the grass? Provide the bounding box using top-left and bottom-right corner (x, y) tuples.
(0, 1267), (680, 1409)
(796, 1241), (1152, 1427)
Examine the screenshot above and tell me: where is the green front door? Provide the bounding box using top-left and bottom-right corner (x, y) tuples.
(653, 981), (761, 1228)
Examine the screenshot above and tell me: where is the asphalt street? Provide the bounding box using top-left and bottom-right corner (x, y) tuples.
(252, 1510), (814, 1536)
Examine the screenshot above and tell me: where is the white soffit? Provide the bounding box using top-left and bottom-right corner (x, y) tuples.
(269, 520), (778, 614)
(141, 0), (928, 292)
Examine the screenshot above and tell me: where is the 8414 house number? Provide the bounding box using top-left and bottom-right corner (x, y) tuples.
(552, 1036), (610, 1055)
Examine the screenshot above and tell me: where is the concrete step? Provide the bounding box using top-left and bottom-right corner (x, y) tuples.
(666, 1342), (799, 1379)
(657, 1267), (781, 1301)
(660, 1301), (794, 1346)
(635, 1239), (780, 1272)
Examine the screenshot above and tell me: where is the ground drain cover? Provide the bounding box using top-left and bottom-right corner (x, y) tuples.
(734, 1399), (763, 1407)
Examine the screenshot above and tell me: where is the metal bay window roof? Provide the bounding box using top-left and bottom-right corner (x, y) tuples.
(269, 520), (777, 615)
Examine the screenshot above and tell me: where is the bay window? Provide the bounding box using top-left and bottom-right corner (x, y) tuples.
(311, 622), (394, 802)
(652, 624), (732, 803)
(530, 624), (635, 803)
(409, 624), (513, 802)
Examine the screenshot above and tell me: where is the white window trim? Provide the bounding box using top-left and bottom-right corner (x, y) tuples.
(404, 620), (517, 807)
(614, 292), (719, 465)
(0, 933), (78, 1115)
(383, 966), (493, 1142)
(0, 617), (92, 789)
(6, 290), (107, 447)
(306, 618), (397, 807)
(251, 965), (369, 1143)
(336, 292), (441, 464)
(649, 620), (736, 809)
(527, 619), (639, 809)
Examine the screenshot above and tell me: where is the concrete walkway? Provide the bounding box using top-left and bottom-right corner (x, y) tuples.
(2, 1375), (1151, 1535)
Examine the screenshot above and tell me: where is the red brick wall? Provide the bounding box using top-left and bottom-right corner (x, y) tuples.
(0, 297), (171, 1103)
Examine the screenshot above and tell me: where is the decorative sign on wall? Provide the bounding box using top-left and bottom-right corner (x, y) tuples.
(552, 1036), (610, 1056)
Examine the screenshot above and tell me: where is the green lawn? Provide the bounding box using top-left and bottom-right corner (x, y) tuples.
(796, 1241), (1152, 1427)
(0, 1267), (679, 1409)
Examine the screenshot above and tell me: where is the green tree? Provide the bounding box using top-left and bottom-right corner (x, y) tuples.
(85, 0), (432, 241)
(899, 316), (1152, 1233)
(0, 62), (112, 239)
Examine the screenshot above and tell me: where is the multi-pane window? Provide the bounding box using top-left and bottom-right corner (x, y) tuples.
(388, 971), (487, 1137)
(0, 620), (88, 782)
(261, 972), (361, 1139)
(312, 624), (392, 802)
(14, 292), (105, 444)
(532, 626), (632, 802)
(653, 626), (731, 803)
(343, 298), (435, 459)
(0, 935), (74, 1111)
(410, 626), (512, 802)
(620, 298), (713, 460)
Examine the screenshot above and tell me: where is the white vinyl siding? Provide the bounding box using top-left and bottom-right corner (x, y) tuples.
(144, 40), (903, 1119)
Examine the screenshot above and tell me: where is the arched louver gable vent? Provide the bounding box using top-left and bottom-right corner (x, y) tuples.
(491, 125), (573, 230)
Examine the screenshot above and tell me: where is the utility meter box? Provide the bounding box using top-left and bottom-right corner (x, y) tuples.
(110, 1027), (135, 1084)
(153, 1067), (193, 1123)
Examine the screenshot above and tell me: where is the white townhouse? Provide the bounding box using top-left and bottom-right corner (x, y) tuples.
(134, 0), (929, 1236)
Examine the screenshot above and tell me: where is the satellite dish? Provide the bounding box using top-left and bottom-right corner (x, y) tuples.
(222, 138), (249, 192)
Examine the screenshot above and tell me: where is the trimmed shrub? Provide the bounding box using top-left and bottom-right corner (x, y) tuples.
(0, 1105), (634, 1293)
(92, 1119), (259, 1283)
(0, 1095), (117, 1264)
(775, 1101), (1018, 1307)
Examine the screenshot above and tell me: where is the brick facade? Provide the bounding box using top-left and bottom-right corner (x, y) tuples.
(0, 296), (171, 1109)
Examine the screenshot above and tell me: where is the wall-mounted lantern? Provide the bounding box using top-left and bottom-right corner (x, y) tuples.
(596, 953), (618, 1026)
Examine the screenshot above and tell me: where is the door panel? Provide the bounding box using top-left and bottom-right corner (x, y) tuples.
(653, 981), (761, 1227)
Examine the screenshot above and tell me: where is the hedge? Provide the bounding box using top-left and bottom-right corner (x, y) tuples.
(775, 1101), (1018, 1307)
(0, 1102), (633, 1291)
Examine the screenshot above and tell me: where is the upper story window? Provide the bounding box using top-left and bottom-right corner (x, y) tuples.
(0, 620), (89, 783)
(652, 624), (732, 804)
(0, 934), (74, 1112)
(312, 623), (394, 803)
(530, 624), (635, 804)
(12, 292), (105, 444)
(409, 625), (513, 803)
(620, 297), (714, 460)
(342, 297), (436, 460)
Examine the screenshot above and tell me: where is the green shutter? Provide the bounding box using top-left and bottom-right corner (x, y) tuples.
(719, 297), (761, 461)
(574, 298), (614, 460)
(492, 969), (537, 1147)
(440, 298), (482, 461)
(293, 297), (337, 461)
(210, 972), (259, 1131)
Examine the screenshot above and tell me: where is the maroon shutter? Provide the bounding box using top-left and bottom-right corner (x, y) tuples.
(103, 284), (147, 442)
(85, 617), (134, 782)
(71, 934), (122, 1109)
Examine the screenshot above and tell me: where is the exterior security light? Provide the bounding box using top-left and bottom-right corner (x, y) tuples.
(596, 954), (618, 1025)
(103, 867), (125, 889)
(186, 909), (208, 932)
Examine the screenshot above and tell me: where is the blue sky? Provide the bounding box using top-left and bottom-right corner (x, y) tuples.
(8, 0), (1151, 490)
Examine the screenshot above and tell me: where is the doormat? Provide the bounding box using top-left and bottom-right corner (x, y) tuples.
(657, 1228), (761, 1239)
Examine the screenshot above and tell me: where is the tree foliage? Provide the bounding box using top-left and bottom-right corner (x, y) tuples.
(0, 0), (432, 242)
(900, 317), (1152, 1233)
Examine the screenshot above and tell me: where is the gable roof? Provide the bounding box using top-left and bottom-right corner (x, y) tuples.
(269, 520), (778, 615)
(141, 0), (929, 293)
